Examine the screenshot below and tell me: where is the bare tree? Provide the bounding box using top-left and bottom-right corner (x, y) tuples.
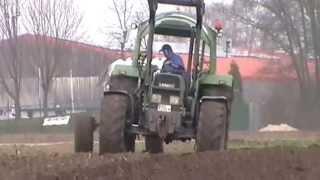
(305, 0), (320, 96)
(0, 0), (22, 120)
(228, 0), (315, 99)
(225, 0), (320, 126)
(107, 0), (147, 57)
(24, 0), (83, 117)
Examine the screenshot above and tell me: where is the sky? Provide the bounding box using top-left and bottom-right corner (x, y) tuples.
(77, 0), (233, 47)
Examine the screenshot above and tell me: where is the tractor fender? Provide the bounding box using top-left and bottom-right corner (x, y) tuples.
(103, 90), (135, 124)
(200, 96), (229, 112)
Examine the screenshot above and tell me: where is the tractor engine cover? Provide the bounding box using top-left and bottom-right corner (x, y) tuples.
(146, 73), (186, 138)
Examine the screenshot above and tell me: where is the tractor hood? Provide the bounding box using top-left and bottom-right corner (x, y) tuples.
(108, 58), (165, 77)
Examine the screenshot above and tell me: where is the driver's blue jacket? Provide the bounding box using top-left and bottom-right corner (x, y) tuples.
(162, 53), (185, 75)
(170, 53), (185, 70)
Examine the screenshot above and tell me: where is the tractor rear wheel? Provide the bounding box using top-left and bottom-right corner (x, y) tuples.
(145, 135), (163, 153)
(99, 95), (134, 154)
(196, 101), (228, 152)
(73, 113), (94, 153)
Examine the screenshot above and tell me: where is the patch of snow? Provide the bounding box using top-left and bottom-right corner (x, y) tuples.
(259, 124), (299, 132)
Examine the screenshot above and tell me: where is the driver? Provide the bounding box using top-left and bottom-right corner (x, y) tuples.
(159, 44), (185, 75)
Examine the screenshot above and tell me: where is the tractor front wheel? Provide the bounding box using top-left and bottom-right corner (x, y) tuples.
(73, 113), (95, 153)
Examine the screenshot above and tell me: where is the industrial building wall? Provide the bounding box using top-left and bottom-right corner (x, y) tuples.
(0, 77), (104, 110)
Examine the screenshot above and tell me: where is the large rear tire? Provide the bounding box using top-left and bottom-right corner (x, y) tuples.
(73, 113), (94, 153)
(99, 95), (134, 154)
(145, 135), (163, 153)
(196, 101), (228, 152)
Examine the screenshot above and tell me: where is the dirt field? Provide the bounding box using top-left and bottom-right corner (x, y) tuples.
(0, 132), (320, 180)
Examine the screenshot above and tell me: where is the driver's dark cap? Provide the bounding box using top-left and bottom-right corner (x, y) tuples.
(159, 44), (173, 53)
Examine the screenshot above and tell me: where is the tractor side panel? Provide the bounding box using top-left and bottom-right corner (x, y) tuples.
(109, 75), (138, 93)
(198, 74), (234, 121)
(111, 65), (140, 78)
(199, 74), (233, 88)
(199, 74), (234, 102)
(199, 85), (233, 102)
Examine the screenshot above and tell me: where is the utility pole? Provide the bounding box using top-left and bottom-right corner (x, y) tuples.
(70, 69), (75, 114)
(12, 0), (21, 120)
(38, 67), (42, 117)
(226, 39), (231, 58)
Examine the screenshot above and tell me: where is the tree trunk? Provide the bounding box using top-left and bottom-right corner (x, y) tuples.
(299, 0), (309, 55)
(42, 79), (51, 118)
(43, 89), (49, 117)
(120, 30), (128, 59)
(307, 0), (320, 100)
(248, 27), (255, 56)
(14, 91), (21, 120)
(297, 0), (311, 89)
(278, 1), (311, 104)
(120, 42), (125, 59)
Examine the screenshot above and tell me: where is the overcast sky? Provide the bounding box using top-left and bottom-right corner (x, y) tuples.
(77, 0), (233, 46)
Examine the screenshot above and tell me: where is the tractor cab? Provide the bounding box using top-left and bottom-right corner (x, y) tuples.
(135, 0), (207, 83)
(133, 0), (217, 129)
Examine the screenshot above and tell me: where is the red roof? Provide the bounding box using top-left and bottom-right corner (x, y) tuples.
(14, 34), (131, 61)
(7, 34), (315, 82)
(103, 49), (314, 82)
(216, 57), (294, 81)
(178, 53), (315, 82)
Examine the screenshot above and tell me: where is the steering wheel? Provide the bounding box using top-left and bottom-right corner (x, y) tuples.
(163, 59), (171, 65)
(161, 59), (172, 73)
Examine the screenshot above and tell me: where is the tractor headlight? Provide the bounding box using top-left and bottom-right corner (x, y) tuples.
(169, 96), (180, 105)
(151, 94), (162, 103)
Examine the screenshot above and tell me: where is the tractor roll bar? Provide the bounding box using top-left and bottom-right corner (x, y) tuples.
(158, 0), (203, 7)
(146, 0), (205, 87)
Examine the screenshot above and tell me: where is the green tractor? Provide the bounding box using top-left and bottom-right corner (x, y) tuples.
(74, 0), (234, 154)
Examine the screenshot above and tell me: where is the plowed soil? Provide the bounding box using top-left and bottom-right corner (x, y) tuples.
(0, 132), (319, 180)
(1, 149), (320, 180)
